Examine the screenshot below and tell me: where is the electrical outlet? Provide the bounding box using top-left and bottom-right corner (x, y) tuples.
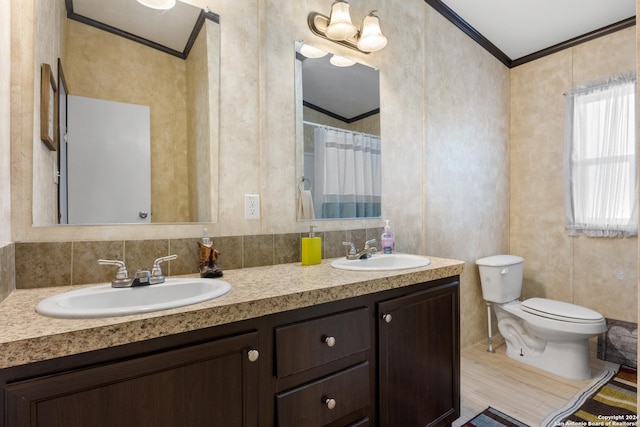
(245, 194), (260, 219)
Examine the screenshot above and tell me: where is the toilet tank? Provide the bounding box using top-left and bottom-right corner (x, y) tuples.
(475, 255), (524, 303)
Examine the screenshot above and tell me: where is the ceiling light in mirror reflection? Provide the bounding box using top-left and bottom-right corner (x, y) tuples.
(137, 0), (176, 10)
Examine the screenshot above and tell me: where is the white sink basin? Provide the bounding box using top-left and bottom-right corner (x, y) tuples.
(36, 278), (231, 319)
(330, 253), (431, 271)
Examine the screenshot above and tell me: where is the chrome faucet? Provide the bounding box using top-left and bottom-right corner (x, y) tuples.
(342, 239), (377, 260)
(98, 255), (177, 288)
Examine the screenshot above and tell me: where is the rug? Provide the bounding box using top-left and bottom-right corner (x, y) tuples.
(542, 366), (637, 426)
(464, 406), (529, 427)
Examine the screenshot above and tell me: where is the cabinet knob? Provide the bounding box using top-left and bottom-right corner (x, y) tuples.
(247, 349), (259, 362)
(382, 313), (393, 323)
(325, 398), (336, 410)
(324, 336), (336, 347)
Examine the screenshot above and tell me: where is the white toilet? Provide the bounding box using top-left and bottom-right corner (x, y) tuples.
(476, 255), (607, 380)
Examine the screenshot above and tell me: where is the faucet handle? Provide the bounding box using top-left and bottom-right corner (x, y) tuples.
(98, 259), (129, 280)
(364, 239), (377, 249)
(342, 242), (357, 255)
(150, 254), (177, 282)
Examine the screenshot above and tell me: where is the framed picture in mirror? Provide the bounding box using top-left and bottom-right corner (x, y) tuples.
(40, 63), (57, 151)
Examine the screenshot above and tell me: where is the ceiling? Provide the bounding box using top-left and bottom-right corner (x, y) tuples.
(69, 0), (636, 66)
(67, 0), (210, 58)
(300, 50), (380, 122)
(429, 0), (636, 67)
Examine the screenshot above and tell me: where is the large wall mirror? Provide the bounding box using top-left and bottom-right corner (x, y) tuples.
(295, 42), (381, 221)
(33, 0), (220, 226)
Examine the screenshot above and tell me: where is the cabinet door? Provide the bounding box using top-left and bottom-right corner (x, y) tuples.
(5, 332), (260, 427)
(377, 281), (459, 427)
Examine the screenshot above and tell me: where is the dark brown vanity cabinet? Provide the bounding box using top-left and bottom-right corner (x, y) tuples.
(1, 276), (460, 427)
(274, 308), (372, 426)
(378, 281), (460, 427)
(4, 332), (260, 427)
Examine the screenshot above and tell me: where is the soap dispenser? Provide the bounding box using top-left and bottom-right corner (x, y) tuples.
(301, 226), (322, 266)
(381, 220), (395, 254)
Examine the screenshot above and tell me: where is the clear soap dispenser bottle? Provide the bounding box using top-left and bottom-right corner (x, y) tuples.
(301, 225), (322, 266)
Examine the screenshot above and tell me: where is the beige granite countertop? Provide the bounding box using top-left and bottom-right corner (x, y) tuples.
(0, 256), (464, 369)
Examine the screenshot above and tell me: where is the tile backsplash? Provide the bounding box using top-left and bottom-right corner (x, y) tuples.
(14, 228), (383, 289)
(0, 243), (15, 299)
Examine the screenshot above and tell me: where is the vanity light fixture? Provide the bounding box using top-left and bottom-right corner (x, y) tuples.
(308, 1), (387, 53)
(136, 0), (176, 10)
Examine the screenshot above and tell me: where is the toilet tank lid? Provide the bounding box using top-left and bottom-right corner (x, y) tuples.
(476, 255), (524, 267)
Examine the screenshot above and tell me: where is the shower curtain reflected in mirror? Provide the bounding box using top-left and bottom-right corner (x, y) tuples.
(313, 126), (381, 219)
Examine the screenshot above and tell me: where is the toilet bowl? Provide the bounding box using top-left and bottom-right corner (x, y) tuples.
(476, 255), (607, 380)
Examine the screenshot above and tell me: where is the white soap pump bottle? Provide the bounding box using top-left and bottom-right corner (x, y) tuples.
(381, 220), (395, 254)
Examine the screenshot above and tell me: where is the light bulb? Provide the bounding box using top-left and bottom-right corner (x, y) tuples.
(326, 1), (358, 40)
(356, 12), (387, 52)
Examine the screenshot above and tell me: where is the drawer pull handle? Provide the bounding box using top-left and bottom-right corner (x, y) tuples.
(382, 313), (393, 323)
(324, 336), (336, 347)
(325, 398), (336, 410)
(247, 349), (260, 362)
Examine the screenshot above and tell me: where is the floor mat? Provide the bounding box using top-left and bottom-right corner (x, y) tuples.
(464, 406), (529, 427)
(542, 366), (636, 426)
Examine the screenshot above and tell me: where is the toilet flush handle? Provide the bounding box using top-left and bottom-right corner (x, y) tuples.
(501, 268), (508, 275)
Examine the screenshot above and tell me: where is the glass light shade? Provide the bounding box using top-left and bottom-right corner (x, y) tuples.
(299, 44), (328, 59)
(330, 55), (356, 67)
(137, 0), (176, 10)
(326, 1), (358, 41)
(356, 13), (388, 52)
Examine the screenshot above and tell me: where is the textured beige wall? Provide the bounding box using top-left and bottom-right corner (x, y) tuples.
(425, 10), (510, 347)
(1, 0), (15, 300)
(185, 20), (214, 222)
(1, 0), (11, 245)
(510, 27), (637, 323)
(31, 0), (65, 225)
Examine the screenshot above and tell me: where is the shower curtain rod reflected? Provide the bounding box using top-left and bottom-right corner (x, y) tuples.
(302, 120), (381, 139)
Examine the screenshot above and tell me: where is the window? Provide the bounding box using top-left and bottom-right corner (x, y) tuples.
(564, 73), (638, 237)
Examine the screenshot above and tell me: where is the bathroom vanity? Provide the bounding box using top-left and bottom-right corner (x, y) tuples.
(0, 257), (463, 427)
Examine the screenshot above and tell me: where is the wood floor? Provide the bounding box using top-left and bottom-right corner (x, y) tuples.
(453, 338), (618, 427)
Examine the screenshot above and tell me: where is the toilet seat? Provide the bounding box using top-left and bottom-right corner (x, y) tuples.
(521, 298), (603, 324)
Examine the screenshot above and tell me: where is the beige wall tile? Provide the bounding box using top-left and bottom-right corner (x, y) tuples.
(168, 238), (201, 276)
(73, 241), (124, 285)
(243, 234), (274, 268)
(15, 242), (72, 288)
(124, 239), (170, 276)
(0, 244), (15, 300)
(275, 233), (301, 265)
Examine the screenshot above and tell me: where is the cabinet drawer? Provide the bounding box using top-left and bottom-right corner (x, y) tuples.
(275, 308), (370, 378)
(276, 362), (370, 427)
